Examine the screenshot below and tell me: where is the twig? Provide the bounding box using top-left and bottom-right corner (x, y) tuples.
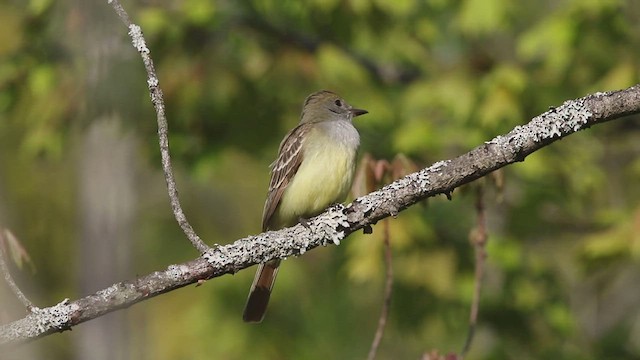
(0, 230), (35, 311)
(461, 185), (488, 357)
(367, 218), (394, 360)
(108, 0), (210, 254)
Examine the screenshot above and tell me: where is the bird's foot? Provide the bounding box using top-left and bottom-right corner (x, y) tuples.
(298, 217), (311, 229)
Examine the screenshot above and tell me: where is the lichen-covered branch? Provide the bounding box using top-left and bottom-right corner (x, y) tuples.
(1, 84), (638, 346)
(109, 0), (209, 254)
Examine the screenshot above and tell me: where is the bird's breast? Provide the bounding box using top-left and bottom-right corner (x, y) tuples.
(275, 122), (359, 224)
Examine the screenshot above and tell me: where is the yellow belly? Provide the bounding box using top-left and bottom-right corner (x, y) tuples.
(273, 128), (357, 228)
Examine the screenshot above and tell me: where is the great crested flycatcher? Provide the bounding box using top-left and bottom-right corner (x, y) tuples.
(243, 90), (368, 323)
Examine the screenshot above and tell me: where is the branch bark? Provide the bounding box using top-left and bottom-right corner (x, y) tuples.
(1, 84), (638, 346)
(110, 0), (209, 254)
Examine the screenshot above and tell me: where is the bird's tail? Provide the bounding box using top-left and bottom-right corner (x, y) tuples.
(243, 259), (281, 323)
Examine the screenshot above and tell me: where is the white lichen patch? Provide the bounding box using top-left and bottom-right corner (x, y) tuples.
(166, 264), (185, 281)
(356, 197), (376, 214)
(309, 205), (349, 246)
(506, 124), (533, 145)
(486, 135), (504, 145)
(297, 231), (311, 255)
(429, 160), (450, 172)
(97, 283), (120, 300)
(203, 249), (225, 266)
(523, 99), (593, 143)
(331, 231), (345, 245)
(386, 180), (406, 190)
(328, 204), (350, 228)
(147, 77), (159, 87)
(413, 169), (432, 188)
(128, 25), (149, 54)
(24, 299), (73, 336)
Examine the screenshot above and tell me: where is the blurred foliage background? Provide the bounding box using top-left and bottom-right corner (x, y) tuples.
(1, 0), (640, 359)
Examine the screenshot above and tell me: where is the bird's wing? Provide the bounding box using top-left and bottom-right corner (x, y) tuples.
(262, 123), (310, 231)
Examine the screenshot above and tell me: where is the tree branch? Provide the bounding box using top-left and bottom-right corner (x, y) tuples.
(461, 185), (488, 356)
(109, 0), (209, 254)
(367, 218), (393, 360)
(1, 84), (638, 346)
(0, 229), (35, 311)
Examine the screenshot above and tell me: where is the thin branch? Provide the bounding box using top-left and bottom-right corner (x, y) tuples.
(367, 218), (394, 360)
(0, 230), (35, 311)
(108, 0), (210, 254)
(461, 185), (488, 357)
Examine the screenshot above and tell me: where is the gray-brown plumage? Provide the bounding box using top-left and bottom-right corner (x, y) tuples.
(243, 90), (367, 323)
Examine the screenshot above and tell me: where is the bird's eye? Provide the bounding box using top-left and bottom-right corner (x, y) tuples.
(334, 99), (343, 107)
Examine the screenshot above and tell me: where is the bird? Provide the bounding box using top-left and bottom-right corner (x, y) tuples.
(242, 90), (368, 323)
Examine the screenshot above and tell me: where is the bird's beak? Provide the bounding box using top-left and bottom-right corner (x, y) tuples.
(350, 108), (368, 117)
